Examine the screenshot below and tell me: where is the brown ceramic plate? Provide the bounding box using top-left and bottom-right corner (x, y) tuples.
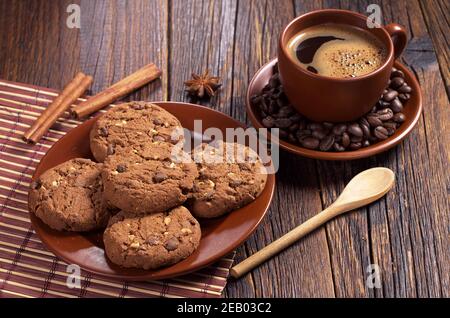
(246, 58), (422, 160)
(29, 102), (275, 280)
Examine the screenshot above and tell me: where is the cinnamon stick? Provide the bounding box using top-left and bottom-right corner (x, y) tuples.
(22, 72), (93, 144)
(70, 63), (162, 119)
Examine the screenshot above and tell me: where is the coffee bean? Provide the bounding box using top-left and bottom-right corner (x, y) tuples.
(362, 140), (370, 147)
(274, 118), (292, 128)
(278, 129), (289, 139)
(359, 117), (369, 127)
(367, 114), (383, 127)
(262, 116), (275, 128)
(359, 119), (371, 138)
(383, 121), (397, 130)
(333, 142), (345, 152)
(398, 93), (411, 101)
(269, 88), (280, 98)
(377, 108), (394, 121)
(307, 123), (323, 131)
(391, 70), (404, 78)
(385, 126), (396, 136)
(300, 137), (319, 149)
(153, 172), (168, 183)
(31, 180), (42, 190)
(398, 84), (412, 93)
(374, 126), (389, 140)
(289, 123), (299, 132)
(390, 98), (403, 113)
(350, 135), (363, 143)
(107, 144), (115, 155)
(312, 129), (327, 140)
(319, 135), (335, 151)
(268, 101), (278, 114)
(383, 90), (398, 102)
(290, 113), (302, 122)
(393, 113), (406, 123)
(341, 132), (350, 148)
(276, 98), (285, 108)
(296, 129), (312, 140)
(361, 124), (371, 138)
(99, 127), (108, 137)
(349, 142), (362, 150)
(348, 123), (363, 137)
(278, 105), (295, 117)
(164, 237), (179, 251)
(381, 101), (391, 108)
(332, 124), (347, 135)
(323, 122), (334, 129)
(390, 77), (404, 89)
(298, 120), (306, 130)
(251, 94), (261, 105)
(288, 133), (297, 143)
(268, 75), (280, 88)
(259, 99), (269, 113)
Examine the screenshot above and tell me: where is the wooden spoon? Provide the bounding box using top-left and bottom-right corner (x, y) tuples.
(230, 167), (395, 279)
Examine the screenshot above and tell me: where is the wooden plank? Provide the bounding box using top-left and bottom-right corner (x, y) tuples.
(79, 0), (168, 101)
(227, 0), (335, 297)
(0, 0), (80, 87)
(378, 0), (449, 298)
(168, 0), (237, 114)
(419, 0), (450, 95)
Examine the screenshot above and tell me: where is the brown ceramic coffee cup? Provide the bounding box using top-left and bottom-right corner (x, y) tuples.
(278, 9), (407, 122)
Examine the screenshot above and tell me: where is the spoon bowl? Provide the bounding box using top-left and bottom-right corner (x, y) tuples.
(332, 167), (395, 214)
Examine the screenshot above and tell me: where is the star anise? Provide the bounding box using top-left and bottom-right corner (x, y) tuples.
(184, 70), (221, 98)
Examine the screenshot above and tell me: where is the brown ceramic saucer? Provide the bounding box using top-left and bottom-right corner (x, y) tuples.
(246, 58), (423, 160)
(29, 102), (275, 280)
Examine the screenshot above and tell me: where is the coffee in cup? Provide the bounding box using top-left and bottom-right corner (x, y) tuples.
(278, 9), (407, 122)
(286, 23), (387, 78)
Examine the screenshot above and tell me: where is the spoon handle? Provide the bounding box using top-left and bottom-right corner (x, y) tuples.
(230, 206), (340, 279)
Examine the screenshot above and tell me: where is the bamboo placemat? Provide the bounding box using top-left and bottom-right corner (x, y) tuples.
(0, 79), (234, 298)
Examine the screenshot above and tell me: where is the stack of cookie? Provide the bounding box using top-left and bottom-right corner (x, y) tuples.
(30, 102), (267, 270)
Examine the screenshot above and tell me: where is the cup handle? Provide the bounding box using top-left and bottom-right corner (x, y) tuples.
(384, 23), (407, 59)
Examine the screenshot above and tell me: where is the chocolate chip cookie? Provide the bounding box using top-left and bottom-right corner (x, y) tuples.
(103, 206), (201, 270)
(102, 143), (198, 213)
(29, 158), (112, 231)
(189, 141), (268, 218)
(90, 101), (184, 162)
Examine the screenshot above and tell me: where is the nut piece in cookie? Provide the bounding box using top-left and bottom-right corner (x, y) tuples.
(29, 158), (112, 231)
(89, 101), (184, 162)
(189, 141), (268, 218)
(103, 206), (201, 270)
(102, 143), (198, 213)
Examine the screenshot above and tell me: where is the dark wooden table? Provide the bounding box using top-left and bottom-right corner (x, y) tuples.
(0, 0), (448, 297)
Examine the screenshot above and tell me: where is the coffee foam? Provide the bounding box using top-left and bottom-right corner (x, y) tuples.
(288, 24), (387, 78)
